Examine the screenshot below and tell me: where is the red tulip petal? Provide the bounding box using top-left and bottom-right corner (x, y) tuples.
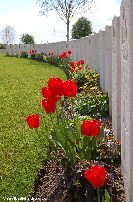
(84, 166), (106, 188)
(26, 114), (40, 128)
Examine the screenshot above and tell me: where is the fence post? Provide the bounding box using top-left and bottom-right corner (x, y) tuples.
(112, 16), (121, 139)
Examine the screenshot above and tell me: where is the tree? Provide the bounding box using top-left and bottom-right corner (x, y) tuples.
(20, 34), (35, 44)
(71, 17), (93, 39)
(37, 0), (94, 48)
(2, 25), (16, 44)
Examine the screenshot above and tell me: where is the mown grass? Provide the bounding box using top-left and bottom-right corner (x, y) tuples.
(0, 54), (66, 201)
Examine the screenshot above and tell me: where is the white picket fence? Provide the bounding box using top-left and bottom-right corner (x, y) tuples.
(5, 0), (133, 201)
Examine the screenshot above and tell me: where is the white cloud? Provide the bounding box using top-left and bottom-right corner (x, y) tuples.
(90, 0), (121, 31)
(70, 0), (121, 32)
(0, 0), (122, 44)
(0, 6), (66, 43)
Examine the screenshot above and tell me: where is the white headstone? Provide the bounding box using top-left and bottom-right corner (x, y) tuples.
(11, 45), (15, 55)
(14, 44), (19, 54)
(112, 16), (121, 139)
(94, 33), (100, 73)
(84, 36), (90, 66)
(6, 45), (10, 54)
(105, 26), (112, 116)
(98, 30), (105, 92)
(120, 0), (133, 201)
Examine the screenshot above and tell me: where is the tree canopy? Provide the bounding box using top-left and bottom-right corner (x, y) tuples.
(37, 0), (94, 47)
(20, 34), (35, 44)
(71, 17), (93, 39)
(2, 25), (16, 44)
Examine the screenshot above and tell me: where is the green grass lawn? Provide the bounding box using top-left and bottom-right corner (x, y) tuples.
(0, 54), (66, 201)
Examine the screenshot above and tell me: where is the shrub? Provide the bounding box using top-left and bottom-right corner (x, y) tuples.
(73, 91), (109, 118)
(0, 44), (6, 49)
(20, 51), (28, 58)
(71, 66), (100, 92)
(68, 62), (109, 117)
(35, 52), (44, 62)
(5, 52), (14, 57)
(45, 54), (61, 66)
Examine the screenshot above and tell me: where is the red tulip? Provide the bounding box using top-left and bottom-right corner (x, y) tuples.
(82, 120), (101, 136)
(42, 99), (56, 114)
(84, 165), (106, 188)
(52, 95), (61, 103)
(92, 119), (101, 136)
(77, 59), (85, 66)
(80, 59), (85, 65)
(79, 67), (83, 71)
(63, 80), (78, 97)
(48, 77), (64, 96)
(51, 52), (54, 56)
(42, 86), (53, 99)
(63, 52), (68, 58)
(70, 61), (76, 66)
(42, 86), (61, 103)
(29, 49), (36, 55)
(59, 54), (63, 59)
(60, 52), (68, 59)
(68, 50), (72, 55)
(32, 49), (36, 54)
(77, 60), (81, 66)
(26, 114), (40, 129)
(70, 67), (75, 72)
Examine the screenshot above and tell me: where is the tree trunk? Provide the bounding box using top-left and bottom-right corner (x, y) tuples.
(66, 20), (70, 50)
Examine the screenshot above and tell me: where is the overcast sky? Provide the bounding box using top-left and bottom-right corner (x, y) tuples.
(0, 0), (122, 44)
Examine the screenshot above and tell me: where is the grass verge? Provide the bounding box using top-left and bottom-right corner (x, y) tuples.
(0, 54), (66, 201)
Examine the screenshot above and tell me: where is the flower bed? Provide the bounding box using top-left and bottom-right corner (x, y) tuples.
(6, 49), (125, 201)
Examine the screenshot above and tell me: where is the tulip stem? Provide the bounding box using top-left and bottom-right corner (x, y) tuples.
(70, 98), (75, 119)
(97, 189), (100, 202)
